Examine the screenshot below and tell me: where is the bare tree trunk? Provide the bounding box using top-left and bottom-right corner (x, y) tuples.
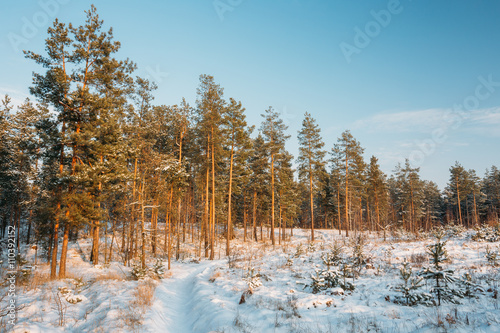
(140, 177), (146, 270)
(345, 156), (349, 237)
(205, 139), (210, 258)
(226, 140), (234, 255)
(253, 191), (258, 241)
(270, 153), (276, 245)
(456, 174), (462, 225)
(309, 162), (315, 241)
(337, 185), (341, 235)
(210, 129), (216, 260)
(58, 225), (69, 278)
(167, 187), (173, 270)
(176, 197), (181, 260)
(243, 196), (247, 242)
(473, 191), (478, 226)
(51, 204), (60, 279)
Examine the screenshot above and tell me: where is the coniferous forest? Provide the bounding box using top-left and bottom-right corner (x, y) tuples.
(1, 6), (500, 333)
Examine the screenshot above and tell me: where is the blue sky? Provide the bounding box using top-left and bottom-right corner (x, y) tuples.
(1, 0), (500, 188)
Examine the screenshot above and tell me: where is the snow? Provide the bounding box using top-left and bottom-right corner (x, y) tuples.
(144, 261), (217, 333)
(2, 228), (500, 332)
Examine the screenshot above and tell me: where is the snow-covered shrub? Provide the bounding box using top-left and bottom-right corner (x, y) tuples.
(17, 267), (33, 286)
(392, 227), (416, 241)
(307, 242), (316, 253)
(321, 243), (343, 269)
(16, 255), (29, 266)
(72, 277), (86, 293)
(485, 246), (499, 266)
(444, 222), (466, 238)
(471, 225), (500, 242)
(131, 263), (148, 280)
(349, 235), (367, 275)
(393, 260), (432, 306)
(294, 244), (305, 258)
(456, 272), (484, 299)
(308, 268), (354, 294)
(58, 286), (71, 296)
(152, 259), (165, 278)
(309, 269), (339, 294)
(66, 294), (84, 304)
(382, 245), (394, 266)
(243, 268), (262, 289)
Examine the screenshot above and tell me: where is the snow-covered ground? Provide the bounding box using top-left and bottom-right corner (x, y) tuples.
(2, 227), (500, 332)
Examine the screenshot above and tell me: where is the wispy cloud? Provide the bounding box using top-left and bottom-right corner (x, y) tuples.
(354, 107), (500, 137)
(353, 108), (448, 133)
(471, 108), (500, 124)
(0, 86), (30, 107)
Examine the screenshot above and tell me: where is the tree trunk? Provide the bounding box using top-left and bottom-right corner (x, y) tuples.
(59, 225), (69, 278)
(309, 159), (315, 241)
(270, 153), (276, 245)
(210, 128), (216, 260)
(473, 191), (478, 226)
(140, 178), (146, 270)
(226, 140), (234, 256)
(253, 191), (258, 241)
(337, 185), (341, 235)
(205, 139), (210, 258)
(176, 197), (181, 260)
(456, 174), (462, 225)
(345, 155), (349, 237)
(243, 196), (247, 242)
(50, 204), (60, 279)
(167, 187), (173, 270)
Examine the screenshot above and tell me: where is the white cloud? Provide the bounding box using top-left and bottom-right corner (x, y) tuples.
(355, 107), (500, 137)
(0, 86), (30, 107)
(353, 108), (449, 133)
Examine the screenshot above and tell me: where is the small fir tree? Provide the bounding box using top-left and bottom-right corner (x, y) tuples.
(419, 234), (458, 305)
(394, 259), (432, 306)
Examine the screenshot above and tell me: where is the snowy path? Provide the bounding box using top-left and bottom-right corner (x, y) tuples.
(144, 261), (215, 333)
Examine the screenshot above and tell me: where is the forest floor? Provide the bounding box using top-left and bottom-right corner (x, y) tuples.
(2, 227), (500, 332)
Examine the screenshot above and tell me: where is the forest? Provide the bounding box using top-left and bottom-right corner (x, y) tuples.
(1, 6), (500, 283)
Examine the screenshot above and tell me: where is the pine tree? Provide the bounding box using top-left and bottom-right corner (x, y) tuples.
(224, 98), (253, 255)
(394, 260), (431, 306)
(419, 232), (458, 306)
(465, 169), (481, 226)
(316, 166), (336, 231)
(331, 130), (365, 236)
(0, 96), (15, 240)
(394, 159), (424, 233)
(260, 107), (290, 246)
(366, 156), (388, 234)
(445, 162), (468, 225)
(483, 166), (500, 223)
(25, 5), (136, 277)
(195, 74), (226, 259)
(421, 181), (443, 231)
(297, 112), (326, 241)
(247, 134), (269, 242)
(330, 154), (344, 234)
(277, 150), (298, 242)
(11, 99), (51, 247)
